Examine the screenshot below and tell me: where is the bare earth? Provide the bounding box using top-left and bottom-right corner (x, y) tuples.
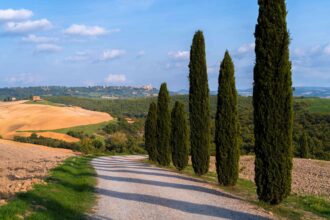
(209, 156), (330, 197)
(91, 156), (272, 220)
(0, 101), (112, 141)
(0, 139), (75, 204)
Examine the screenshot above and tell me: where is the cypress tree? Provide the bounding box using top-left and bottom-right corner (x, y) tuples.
(253, 0), (293, 204)
(215, 51), (240, 186)
(145, 102), (157, 162)
(156, 83), (171, 166)
(189, 30), (211, 175)
(299, 131), (309, 158)
(171, 101), (189, 171)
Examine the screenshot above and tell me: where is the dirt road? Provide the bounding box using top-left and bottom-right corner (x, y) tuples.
(91, 156), (271, 220)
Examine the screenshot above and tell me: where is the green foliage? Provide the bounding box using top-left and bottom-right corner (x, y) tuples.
(253, 0), (293, 204)
(156, 83), (171, 166)
(105, 132), (128, 153)
(105, 131), (145, 154)
(145, 102), (158, 161)
(171, 101), (189, 171)
(44, 95), (330, 161)
(215, 52), (240, 186)
(14, 134), (79, 151)
(0, 156), (96, 220)
(295, 97), (330, 114)
(189, 30), (211, 175)
(299, 131), (309, 158)
(67, 130), (87, 139)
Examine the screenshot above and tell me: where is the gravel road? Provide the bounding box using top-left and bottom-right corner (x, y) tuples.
(90, 156), (272, 220)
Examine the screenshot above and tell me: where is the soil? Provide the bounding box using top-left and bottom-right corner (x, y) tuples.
(0, 139), (76, 204)
(209, 156), (330, 197)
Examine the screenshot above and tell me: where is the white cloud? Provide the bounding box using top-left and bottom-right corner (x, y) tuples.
(293, 48), (305, 57)
(64, 24), (115, 36)
(105, 74), (126, 83)
(137, 50), (146, 57)
(99, 49), (126, 61)
(35, 43), (61, 53)
(0, 9), (33, 21)
(22, 34), (57, 43)
(65, 52), (90, 62)
(207, 65), (217, 74)
(324, 44), (330, 55)
(4, 19), (52, 33)
(237, 43), (255, 54)
(168, 51), (189, 60)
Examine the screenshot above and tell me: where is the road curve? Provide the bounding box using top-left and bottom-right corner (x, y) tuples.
(90, 156), (272, 220)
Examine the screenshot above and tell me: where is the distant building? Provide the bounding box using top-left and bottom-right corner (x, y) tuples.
(32, 96), (42, 102)
(10, 97), (17, 101)
(142, 84), (153, 91)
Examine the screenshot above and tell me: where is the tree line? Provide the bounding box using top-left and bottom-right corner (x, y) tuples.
(145, 0), (294, 205)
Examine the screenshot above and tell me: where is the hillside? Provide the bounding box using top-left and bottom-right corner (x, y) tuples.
(45, 95), (330, 160)
(0, 101), (113, 141)
(0, 86), (158, 100)
(1, 86), (330, 100)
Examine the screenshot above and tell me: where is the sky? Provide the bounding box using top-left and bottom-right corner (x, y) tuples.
(0, 0), (329, 91)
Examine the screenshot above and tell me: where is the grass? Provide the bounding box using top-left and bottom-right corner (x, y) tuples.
(144, 160), (330, 220)
(53, 120), (115, 136)
(296, 98), (330, 113)
(17, 120), (115, 136)
(0, 156), (96, 220)
(24, 100), (65, 107)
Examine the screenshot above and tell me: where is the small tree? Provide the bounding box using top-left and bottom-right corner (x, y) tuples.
(145, 102), (158, 161)
(171, 101), (189, 170)
(189, 30), (211, 175)
(215, 51), (240, 186)
(299, 131), (309, 158)
(156, 83), (171, 166)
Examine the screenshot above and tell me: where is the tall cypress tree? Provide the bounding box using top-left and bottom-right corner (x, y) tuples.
(171, 101), (189, 171)
(156, 83), (171, 166)
(189, 30), (211, 176)
(145, 102), (157, 162)
(299, 131), (309, 158)
(215, 51), (240, 186)
(253, 0), (293, 204)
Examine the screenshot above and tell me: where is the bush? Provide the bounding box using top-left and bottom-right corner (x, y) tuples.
(13, 134), (79, 151)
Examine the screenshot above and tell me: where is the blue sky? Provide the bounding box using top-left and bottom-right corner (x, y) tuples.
(0, 0), (329, 90)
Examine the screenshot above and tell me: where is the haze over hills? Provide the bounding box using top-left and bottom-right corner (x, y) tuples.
(1, 86), (330, 99)
(175, 87), (330, 98)
(0, 85), (158, 100)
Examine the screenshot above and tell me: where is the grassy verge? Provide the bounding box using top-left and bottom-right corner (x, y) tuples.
(0, 156), (96, 220)
(144, 160), (330, 220)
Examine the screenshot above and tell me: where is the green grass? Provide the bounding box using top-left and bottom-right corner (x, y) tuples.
(0, 156), (96, 220)
(296, 98), (330, 113)
(24, 100), (66, 107)
(17, 120), (115, 136)
(144, 160), (330, 219)
(53, 120), (115, 136)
